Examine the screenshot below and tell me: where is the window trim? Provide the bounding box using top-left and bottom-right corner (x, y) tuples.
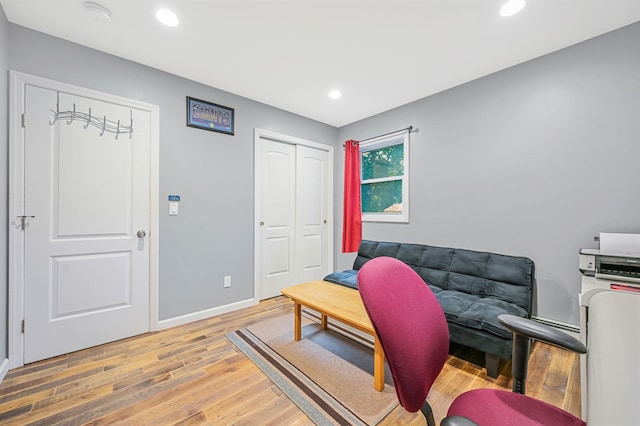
(360, 130), (409, 223)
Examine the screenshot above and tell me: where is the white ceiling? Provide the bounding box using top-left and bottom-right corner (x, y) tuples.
(2, 1), (640, 127)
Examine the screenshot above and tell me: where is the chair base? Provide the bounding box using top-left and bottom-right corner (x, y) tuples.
(420, 400), (436, 426)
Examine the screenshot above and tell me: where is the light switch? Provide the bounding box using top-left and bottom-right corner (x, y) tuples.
(169, 202), (179, 216)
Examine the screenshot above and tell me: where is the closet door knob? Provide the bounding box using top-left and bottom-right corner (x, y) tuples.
(137, 230), (146, 238)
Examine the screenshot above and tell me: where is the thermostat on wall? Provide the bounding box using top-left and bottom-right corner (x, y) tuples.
(168, 195), (180, 216)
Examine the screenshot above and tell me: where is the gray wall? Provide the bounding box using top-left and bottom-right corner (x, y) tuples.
(0, 6), (9, 360)
(335, 22), (640, 326)
(7, 24), (337, 321)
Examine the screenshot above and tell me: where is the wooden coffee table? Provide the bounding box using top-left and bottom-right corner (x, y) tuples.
(281, 280), (385, 391)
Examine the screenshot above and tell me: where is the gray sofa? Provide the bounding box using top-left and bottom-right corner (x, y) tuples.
(324, 240), (535, 378)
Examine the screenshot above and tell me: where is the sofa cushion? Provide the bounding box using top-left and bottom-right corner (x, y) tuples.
(323, 269), (358, 289)
(353, 240), (401, 269)
(435, 290), (527, 339)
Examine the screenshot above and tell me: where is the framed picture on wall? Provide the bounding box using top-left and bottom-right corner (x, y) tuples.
(186, 96), (235, 135)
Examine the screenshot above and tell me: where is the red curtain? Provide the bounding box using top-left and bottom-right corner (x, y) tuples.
(342, 140), (362, 253)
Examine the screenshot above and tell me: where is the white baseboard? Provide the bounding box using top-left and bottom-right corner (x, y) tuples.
(158, 298), (258, 330)
(0, 358), (9, 384)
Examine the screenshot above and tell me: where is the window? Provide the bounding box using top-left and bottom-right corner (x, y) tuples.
(360, 130), (409, 223)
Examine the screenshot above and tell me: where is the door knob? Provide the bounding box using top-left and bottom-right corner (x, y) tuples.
(137, 230), (146, 238)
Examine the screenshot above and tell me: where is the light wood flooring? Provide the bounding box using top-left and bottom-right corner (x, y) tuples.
(0, 296), (581, 425)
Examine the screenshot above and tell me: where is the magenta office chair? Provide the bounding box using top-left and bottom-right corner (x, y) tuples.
(357, 256), (587, 426)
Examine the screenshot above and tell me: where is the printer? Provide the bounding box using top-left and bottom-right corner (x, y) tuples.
(579, 248), (640, 297)
(578, 248), (640, 422)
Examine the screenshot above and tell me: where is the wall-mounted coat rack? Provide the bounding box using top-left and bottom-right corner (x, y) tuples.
(49, 95), (134, 139)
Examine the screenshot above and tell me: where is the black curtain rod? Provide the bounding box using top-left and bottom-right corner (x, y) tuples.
(343, 125), (418, 147)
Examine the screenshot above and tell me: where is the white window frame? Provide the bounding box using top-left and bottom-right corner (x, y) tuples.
(360, 130), (409, 223)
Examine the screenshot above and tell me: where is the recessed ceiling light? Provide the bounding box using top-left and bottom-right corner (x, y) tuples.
(84, 2), (112, 23)
(500, 0), (526, 17)
(156, 9), (179, 27)
(328, 90), (342, 100)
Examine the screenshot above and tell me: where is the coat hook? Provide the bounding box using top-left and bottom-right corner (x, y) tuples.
(46, 93), (135, 138)
(67, 104), (76, 125)
(49, 100), (60, 125)
(84, 108), (92, 129)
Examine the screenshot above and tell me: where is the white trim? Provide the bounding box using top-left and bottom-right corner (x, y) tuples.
(253, 128), (334, 302)
(148, 97), (160, 333)
(158, 298), (258, 330)
(255, 128), (334, 152)
(8, 71), (160, 368)
(360, 129), (410, 223)
(0, 358), (9, 384)
(9, 71), (26, 369)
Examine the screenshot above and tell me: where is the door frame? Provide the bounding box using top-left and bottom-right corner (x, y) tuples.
(8, 71), (160, 368)
(253, 128), (334, 300)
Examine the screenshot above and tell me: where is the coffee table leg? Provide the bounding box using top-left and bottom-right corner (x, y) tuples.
(294, 302), (302, 341)
(321, 314), (328, 330)
(374, 337), (385, 391)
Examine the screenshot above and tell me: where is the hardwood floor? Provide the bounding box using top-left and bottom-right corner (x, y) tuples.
(0, 297), (581, 425)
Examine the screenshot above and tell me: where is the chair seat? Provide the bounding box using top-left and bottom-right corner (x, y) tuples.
(447, 389), (585, 426)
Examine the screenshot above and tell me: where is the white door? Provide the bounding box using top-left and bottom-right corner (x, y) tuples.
(295, 146), (329, 283)
(255, 130), (332, 300)
(258, 139), (296, 299)
(22, 85), (151, 363)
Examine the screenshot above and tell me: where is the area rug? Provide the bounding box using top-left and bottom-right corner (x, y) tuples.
(226, 315), (398, 425)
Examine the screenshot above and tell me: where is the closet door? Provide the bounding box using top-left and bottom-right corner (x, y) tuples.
(255, 130), (332, 300)
(295, 145), (329, 283)
(257, 139), (296, 299)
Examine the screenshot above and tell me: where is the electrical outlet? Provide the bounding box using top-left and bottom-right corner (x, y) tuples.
(224, 275), (231, 288)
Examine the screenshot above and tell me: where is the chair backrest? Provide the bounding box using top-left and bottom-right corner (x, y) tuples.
(358, 256), (450, 412)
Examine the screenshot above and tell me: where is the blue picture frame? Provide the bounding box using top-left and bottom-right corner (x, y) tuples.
(186, 96), (234, 135)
